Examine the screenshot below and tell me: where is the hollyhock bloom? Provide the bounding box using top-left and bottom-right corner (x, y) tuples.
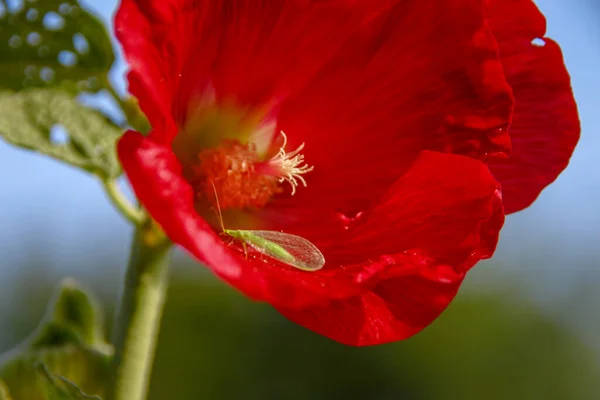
(115, 0), (579, 345)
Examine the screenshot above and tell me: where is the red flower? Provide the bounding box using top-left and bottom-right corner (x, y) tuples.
(115, 0), (579, 345)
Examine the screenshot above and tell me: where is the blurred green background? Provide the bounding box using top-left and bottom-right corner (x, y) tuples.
(1, 259), (599, 399)
(1, 0), (599, 398)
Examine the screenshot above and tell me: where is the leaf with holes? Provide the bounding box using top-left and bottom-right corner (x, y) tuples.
(0, 89), (122, 178)
(0, 0), (114, 92)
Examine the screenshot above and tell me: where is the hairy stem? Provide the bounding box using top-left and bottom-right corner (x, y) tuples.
(107, 221), (171, 400)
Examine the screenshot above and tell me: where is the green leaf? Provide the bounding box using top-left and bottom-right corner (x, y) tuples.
(0, 0), (114, 92)
(37, 364), (101, 400)
(46, 279), (108, 348)
(0, 279), (112, 399)
(0, 346), (111, 400)
(0, 380), (13, 400)
(28, 278), (111, 351)
(0, 89), (122, 178)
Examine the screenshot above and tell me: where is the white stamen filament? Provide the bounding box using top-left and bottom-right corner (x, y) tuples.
(268, 131), (314, 195)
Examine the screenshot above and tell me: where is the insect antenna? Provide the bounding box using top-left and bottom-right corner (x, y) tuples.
(210, 181), (226, 232)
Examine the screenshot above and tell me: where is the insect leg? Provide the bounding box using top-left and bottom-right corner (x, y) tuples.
(242, 241), (248, 259)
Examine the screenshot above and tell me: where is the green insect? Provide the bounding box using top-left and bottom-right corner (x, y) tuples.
(212, 184), (325, 272)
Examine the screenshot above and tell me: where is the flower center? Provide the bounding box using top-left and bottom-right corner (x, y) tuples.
(190, 131), (313, 211)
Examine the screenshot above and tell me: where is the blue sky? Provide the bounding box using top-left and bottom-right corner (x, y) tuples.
(0, 0), (598, 315)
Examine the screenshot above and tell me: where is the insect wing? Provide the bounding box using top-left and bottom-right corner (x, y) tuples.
(247, 230), (325, 272)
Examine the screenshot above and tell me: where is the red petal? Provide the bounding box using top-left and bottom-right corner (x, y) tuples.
(270, 151), (504, 270)
(279, 264), (464, 346)
(341, 152), (504, 267)
(485, 0), (580, 213)
(277, 152), (505, 346)
(115, 0), (177, 143)
(224, 250), (433, 309)
(203, 1), (395, 106)
(115, 0), (397, 142)
(275, 0), (513, 217)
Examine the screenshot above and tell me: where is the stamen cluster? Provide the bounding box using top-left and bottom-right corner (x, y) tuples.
(264, 132), (314, 196)
(191, 132), (314, 210)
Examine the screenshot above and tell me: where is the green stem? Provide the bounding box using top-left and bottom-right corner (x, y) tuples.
(105, 82), (131, 125)
(106, 85), (127, 111)
(102, 179), (145, 226)
(107, 221), (172, 400)
(105, 81), (151, 134)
